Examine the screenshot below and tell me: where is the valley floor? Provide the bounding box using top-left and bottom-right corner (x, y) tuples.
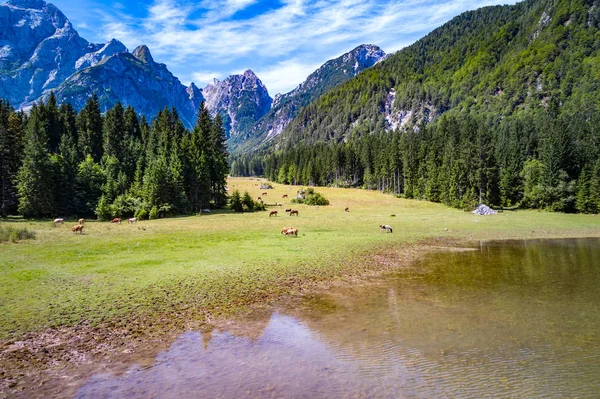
(1, 177), (600, 397)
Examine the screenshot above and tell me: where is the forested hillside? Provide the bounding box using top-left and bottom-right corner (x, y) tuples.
(0, 94), (228, 218)
(232, 0), (600, 213)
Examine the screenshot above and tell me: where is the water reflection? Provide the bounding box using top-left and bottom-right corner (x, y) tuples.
(76, 238), (600, 398)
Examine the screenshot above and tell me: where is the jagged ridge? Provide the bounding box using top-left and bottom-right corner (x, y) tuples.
(232, 44), (386, 152)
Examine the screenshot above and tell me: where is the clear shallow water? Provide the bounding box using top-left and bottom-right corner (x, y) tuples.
(76, 238), (600, 398)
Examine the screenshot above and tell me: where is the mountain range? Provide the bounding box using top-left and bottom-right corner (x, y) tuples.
(0, 0), (386, 147)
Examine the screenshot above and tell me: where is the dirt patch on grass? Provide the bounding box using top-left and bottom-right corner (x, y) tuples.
(0, 237), (472, 398)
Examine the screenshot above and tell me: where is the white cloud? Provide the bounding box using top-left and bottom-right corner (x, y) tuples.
(190, 70), (224, 87)
(87, 0), (518, 93)
(254, 59), (323, 95)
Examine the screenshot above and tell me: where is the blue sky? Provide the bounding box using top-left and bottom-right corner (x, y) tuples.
(50, 0), (517, 95)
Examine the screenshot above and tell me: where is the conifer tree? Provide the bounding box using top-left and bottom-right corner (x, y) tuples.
(43, 92), (62, 154)
(77, 93), (103, 161)
(17, 104), (55, 217)
(229, 189), (243, 212)
(103, 102), (125, 161)
(0, 101), (24, 216)
(185, 103), (213, 211)
(76, 154), (105, 216)
(210, 114), (229, 207)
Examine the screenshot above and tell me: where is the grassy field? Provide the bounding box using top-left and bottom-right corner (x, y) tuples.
(1, 177), (599, 341)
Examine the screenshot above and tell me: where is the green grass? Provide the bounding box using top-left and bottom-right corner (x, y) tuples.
(1, 177), (599, 340)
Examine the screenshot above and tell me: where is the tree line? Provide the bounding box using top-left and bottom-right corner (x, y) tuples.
(232, 102), (600, 213)
(0, 93), (228, 219)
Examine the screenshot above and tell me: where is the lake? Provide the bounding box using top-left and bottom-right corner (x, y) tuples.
(75, 238), (600, 398)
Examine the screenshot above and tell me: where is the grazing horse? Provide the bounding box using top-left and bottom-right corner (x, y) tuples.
(128, 217), (137, 224)
(285, 208), (292, 213)
(269, 211), (278, 217)
(78, 218), (84, 225)
(282, 194), (288, 199)
(281, 227), (298, 236)
(276, 202), (282, 207)
(344, 207), (350, 212)
(289, 210), (299, 216)
(71, 225), (84, 234)
(262, 192), (268, 196)
(111, 218), (121, 224)
(53, 218), (64, 225)
(286, 228), (298, 236)
(380, 224), (393, 233)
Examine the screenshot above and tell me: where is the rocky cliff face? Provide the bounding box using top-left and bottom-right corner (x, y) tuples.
(0, 0), (204, 127)
(48, 45), (203, 128)
(0, 0), (102, 105)
(202, 69), (272, 139)
(234, 44), (386, 152)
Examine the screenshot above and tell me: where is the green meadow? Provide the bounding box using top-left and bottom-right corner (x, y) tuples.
(1, 177), (599, 340)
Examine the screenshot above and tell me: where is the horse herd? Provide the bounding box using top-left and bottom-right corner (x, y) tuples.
(53, 216), (137, 234)
(269, 209), (299, 217)
(263, 192), (393, 238)
(51, 186), (394, 238)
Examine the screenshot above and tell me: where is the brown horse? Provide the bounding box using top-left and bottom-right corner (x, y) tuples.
(281, 227), (298, 236)
(262, 192), (268, 196)
(71, 225), (84, 234)
(286, 228), (298, 236)
(282, 194), (288, 199)
(78, 218), (85, 225)
(344, 207), (350, 212)
(269, 211), (278, 217)
(289, 210), (299, 216)
(285, 208), (292, 213)
(111, 218), (121, 224)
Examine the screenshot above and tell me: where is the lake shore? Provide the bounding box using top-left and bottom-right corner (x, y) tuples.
(2, 177), (600, 397)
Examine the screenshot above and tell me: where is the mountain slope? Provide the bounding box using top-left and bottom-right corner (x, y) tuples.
(232, 44), (386, 152)
(276, 0), (600, 148)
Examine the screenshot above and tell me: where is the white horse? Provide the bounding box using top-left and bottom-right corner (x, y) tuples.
(53, 218), (64, 225)
(380, 224), (393, 233)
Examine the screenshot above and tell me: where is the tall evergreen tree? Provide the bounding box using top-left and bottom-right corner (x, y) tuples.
(210, 114), (229, 207)
(77, 93), (103, 161)
(16, 104), (55, 217)
(0, 101), (24, 216)
(103, 102), (125, 161)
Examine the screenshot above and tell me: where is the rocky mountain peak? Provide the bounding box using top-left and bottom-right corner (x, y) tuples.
(132, 45), (154, 64)
(203, 70), (272, 139)
(351, 44), (387, 67)
(74, 38), (127, 70)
